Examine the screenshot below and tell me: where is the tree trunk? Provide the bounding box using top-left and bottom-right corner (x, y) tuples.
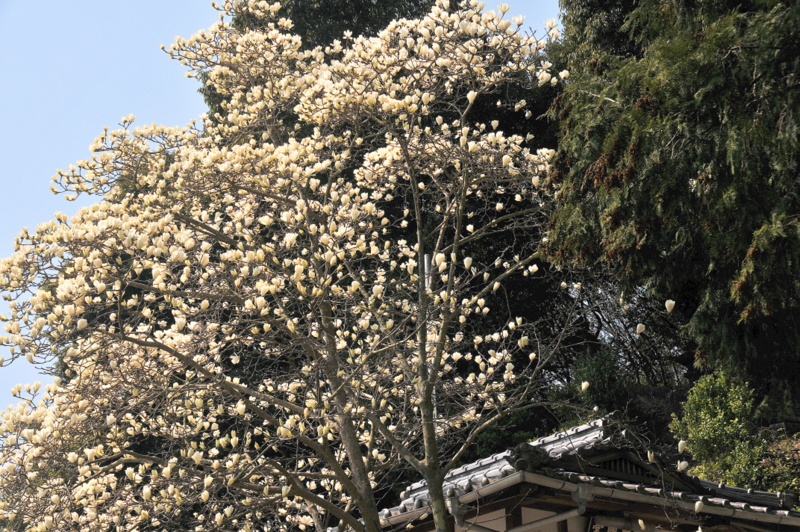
(427, 476), (451, 532)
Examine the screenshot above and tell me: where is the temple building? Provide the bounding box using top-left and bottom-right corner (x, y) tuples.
(377, 419), (799, 532)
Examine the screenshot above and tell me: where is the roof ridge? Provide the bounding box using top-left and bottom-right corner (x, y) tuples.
(400, 419), (608, 498)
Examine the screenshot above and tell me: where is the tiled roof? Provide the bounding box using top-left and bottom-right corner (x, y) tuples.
(378, 419), (800, 528)
(537, 467), (798, 522)
(398, 419), (609, 503)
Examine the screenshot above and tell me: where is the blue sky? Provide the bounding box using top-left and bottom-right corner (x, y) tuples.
(0, 0), (560, 405)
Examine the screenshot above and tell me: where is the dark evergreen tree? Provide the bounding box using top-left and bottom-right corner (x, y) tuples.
(549, 0), (800, 419)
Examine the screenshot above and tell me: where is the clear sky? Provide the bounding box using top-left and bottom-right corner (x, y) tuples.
(0, 0), (561, 406)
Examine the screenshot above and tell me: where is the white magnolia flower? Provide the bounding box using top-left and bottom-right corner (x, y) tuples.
(0, 6), (569, 527)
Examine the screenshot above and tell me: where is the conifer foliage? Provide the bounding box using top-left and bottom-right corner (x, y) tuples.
(0, 2), (567, 531)
(549, 0), (800, 415)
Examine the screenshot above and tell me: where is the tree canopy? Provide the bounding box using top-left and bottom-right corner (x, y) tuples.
(0, 2), (575, 531)
(549, 0), (800, 418)
(6, 0), (800, 527)
(269, 0), (435, 49)
(200, 0), (435, 123)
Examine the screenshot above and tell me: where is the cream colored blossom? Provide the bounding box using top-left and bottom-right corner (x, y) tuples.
(0, 2), (563, 530)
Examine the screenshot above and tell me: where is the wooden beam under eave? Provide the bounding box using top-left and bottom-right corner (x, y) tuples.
(505, 505), (522, 530)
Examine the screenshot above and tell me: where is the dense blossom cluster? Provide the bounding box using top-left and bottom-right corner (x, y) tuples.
(0, 1), (567, 531)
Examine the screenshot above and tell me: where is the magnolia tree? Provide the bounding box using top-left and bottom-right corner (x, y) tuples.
(0, 1), (571, 531)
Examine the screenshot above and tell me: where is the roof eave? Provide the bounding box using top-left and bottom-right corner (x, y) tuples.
(380, 470), (800, 529)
